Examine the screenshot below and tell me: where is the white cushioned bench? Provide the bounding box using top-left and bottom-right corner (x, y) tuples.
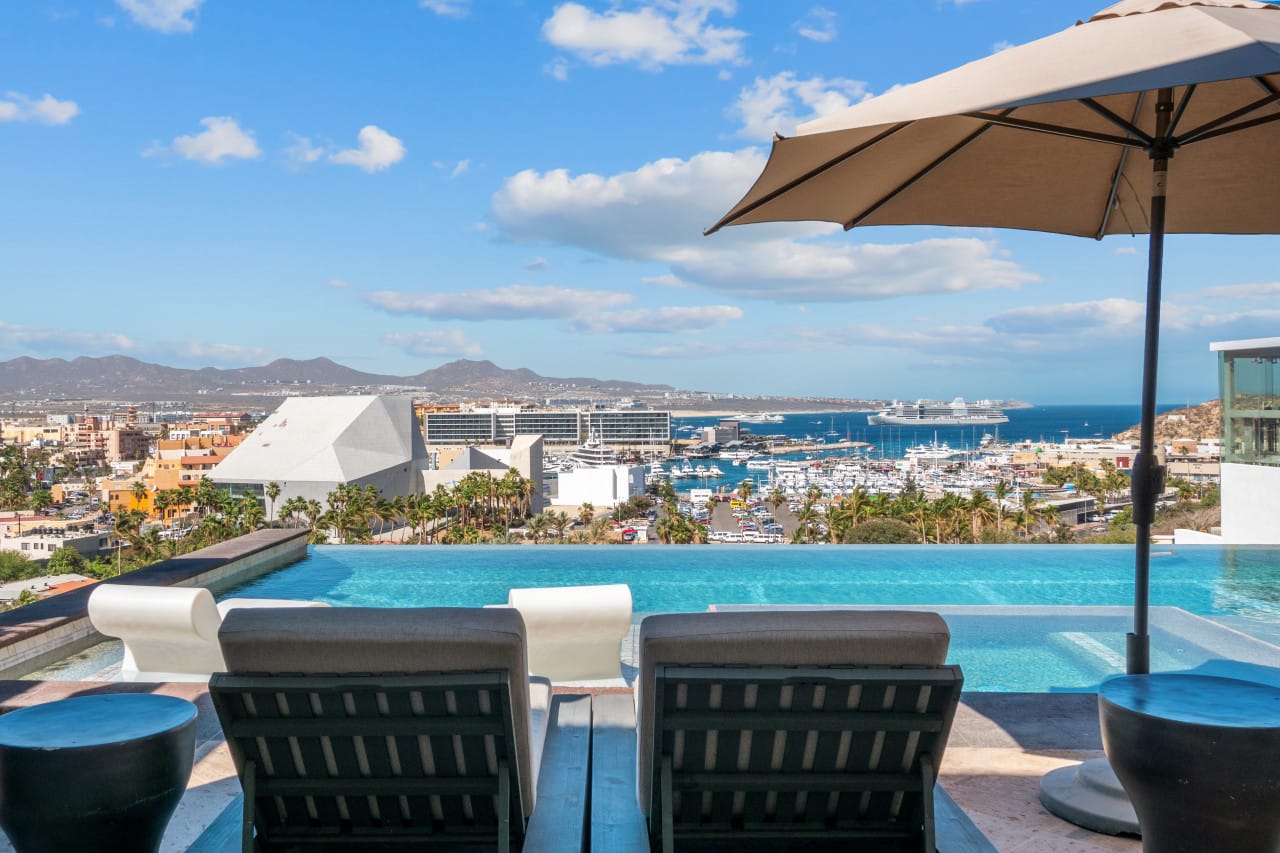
(87, 585), (329, 682)
(493, 584), (632, 682)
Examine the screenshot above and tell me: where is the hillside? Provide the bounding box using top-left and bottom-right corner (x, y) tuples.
(1112, 399), (1221, 442)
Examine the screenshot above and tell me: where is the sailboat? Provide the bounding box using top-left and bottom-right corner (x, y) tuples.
(826, 416), (840, 437)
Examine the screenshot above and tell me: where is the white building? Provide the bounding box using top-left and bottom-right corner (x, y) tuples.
(553, 464), (646, 509)
(1211, 337), (1280, 543)
(210, 396), (429, 508)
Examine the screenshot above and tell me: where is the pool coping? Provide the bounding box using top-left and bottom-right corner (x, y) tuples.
(0, 528), (309, 679)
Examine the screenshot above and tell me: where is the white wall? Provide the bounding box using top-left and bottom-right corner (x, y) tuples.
(555, 465), (645, 508)
(1221, 462), (1280, 544)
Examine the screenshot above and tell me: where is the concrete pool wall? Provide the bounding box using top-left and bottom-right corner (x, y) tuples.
(0, 528), (308, 679)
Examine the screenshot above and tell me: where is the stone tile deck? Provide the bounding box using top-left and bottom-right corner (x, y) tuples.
(0, 678), (1142, 852)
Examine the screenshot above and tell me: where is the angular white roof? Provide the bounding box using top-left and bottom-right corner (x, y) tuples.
(212, 396), (422, 484)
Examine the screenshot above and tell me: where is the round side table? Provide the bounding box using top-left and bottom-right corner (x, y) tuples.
(1100, 674), (1280, 853)
(0, 693), (197, 853)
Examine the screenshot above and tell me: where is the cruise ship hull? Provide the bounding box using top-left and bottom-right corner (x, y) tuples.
(867, 397), (1008, 427)
(868, 413), (1008, 426)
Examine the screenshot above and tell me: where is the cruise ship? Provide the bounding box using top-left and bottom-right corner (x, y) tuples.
(867, 397), (1008, 426)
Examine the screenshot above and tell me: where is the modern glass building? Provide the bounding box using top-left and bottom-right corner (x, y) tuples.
(1212, 337), (1280, 542)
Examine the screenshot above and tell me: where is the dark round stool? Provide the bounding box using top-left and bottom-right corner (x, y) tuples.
(1100, 674), (1280, 853)
(0, 693), (197, 853)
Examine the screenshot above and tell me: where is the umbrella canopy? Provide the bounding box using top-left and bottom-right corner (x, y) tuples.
(708, 0), (1280, 675)
(709, 0), (1280, 239)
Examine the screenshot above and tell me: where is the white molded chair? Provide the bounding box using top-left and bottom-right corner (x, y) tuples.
(495, 583), (632, 682)
(87, 585), (329, 682)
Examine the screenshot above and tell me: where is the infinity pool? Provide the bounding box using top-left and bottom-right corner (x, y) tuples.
(215, 544), (1280, 693)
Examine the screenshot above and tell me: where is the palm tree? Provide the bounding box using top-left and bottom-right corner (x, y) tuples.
(131, 480), (150, 516)
(264, 481), (281, 523)
(991, 481), (1011, 531)
(738, 480), (754, 503)
(578, 502), (594, 527)
(767, 488), (785, 514)
(967, 490), (997, 543)
(526, 513), (550, 544)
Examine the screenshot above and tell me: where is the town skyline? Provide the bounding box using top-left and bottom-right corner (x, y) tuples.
(5, 1), (1277, 404)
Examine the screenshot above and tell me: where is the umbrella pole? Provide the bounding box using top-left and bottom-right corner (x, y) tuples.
(1127, 88), (1174, 676)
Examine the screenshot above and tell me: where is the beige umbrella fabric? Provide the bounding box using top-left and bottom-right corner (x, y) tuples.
(709, 0), (1280, 239)
(708, 0), (1280, 676)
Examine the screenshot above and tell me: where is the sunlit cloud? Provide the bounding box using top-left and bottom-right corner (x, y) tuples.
(568, 304), (742, 333)
(146, 116), (261, 165)
(542, 0), (747, 71)
(0, 92), (80, 125)
(330, 125), (405, 173)
(794, 6), (837, 43)
(383, 329), (484, 358)
(367, 285), (631, 321)
(419, 0), (472, 18)
(492, 148), (1039, 302)
(729, 72), (869, 141)
(116, 0), (203, 33)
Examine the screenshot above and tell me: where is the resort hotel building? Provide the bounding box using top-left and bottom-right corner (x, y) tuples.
(419, 404), (671, 450)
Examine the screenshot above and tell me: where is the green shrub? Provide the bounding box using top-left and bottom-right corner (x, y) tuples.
(47, 546), (88, 574)
(0, 551), (39, 582)
(842, 519), (919, 544)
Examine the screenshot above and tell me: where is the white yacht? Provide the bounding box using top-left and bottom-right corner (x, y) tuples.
(568, 434), (620, 467)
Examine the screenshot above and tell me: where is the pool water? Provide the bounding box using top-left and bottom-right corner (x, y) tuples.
(215, 544), (1280, 693)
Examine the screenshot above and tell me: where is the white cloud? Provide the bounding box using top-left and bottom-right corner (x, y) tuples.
(158, 117), (261, 165)
(155, 339), (273, 365)
(569, 304), (742, 333)
(545, 57), (571, 81)
(1200, 281), (1280, 300)
(116, 0), (203, 33)
(420, 0), (472, 17)
(523, 257), (550, 272)
(643, 273), (686, 287)
(0, 321), (135, 356)
(326, 279), (350, 289)
(986, 298), (1147, 335)
(492, 148), (1039, 302)
(330, 125), (405, 173)
(367, 284), (632, 321)
(794, 7), (836, 43)
(1113, 246), (1139, 256)
(283, 132), (325, 169)
(0, 92), (80, 125)
(384, 329), (484, 359)
(542, 0), (747, 71)
(729, 72), (869, 141)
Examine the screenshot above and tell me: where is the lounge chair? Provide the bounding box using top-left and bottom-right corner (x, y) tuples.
(86, 584), (329, 682)
(210, 606), (553, 853)
(497, 583), (632, 681)
(636, 609), (963, 853)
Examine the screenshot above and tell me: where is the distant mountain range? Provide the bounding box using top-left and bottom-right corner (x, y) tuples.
(0, 355), (676, 400)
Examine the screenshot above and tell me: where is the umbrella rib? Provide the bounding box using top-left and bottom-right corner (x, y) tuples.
(703, 123), (909, 235)
(1094, 93), (1147, 240)
(1176, 83), (1280, 147)
(961, 111), (1144, 149)
(1078, 98), (1154, 146)
(842, 113), (1008, 230)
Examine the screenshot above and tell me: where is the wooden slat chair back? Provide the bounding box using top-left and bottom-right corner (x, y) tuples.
(637, 610), (963, 853)
(210, 606), (539, 853)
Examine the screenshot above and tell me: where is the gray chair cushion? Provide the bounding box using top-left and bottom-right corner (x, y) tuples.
(636, 609), (952, 813)
(218, 606), (539, 815)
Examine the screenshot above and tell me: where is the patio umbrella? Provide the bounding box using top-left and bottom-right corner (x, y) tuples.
(708, 0), (1280, 676)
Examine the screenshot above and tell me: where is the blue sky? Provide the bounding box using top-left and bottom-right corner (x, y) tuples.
(2, 0), (1275, 404)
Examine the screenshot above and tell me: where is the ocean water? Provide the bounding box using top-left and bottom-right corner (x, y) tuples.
(218, 544), (1280, 692)
(677, 403), (1183, 457)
